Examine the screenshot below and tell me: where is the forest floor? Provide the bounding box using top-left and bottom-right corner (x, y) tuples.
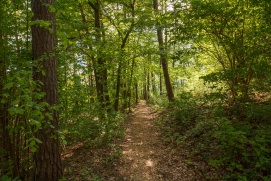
(63, 100), (209, 181)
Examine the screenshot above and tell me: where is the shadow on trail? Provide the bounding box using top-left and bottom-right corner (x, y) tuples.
(63, 100), (200, 181)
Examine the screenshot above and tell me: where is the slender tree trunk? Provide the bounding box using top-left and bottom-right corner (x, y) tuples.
(79, 4), (95, 104)
(0, 33), (12, 176)
(114, 62), (122, 111)
(143, 66), (147, 100)
(128, 58), (135, 111)
(147, 71), (150, 100)
(114, 1), (135, 111)
(88, 64), (95, 103)
(153, 0), (174, 102)
(122, 83), (128, 109)
(114, 39), (132, 111)
(93, 2), (105, 108)
(151, 72), (156, 95)
(88, 1), (110, 110)
(32, 0), (63, 180)
(135, 83), (138, 104)
(159, 60), (163, 95)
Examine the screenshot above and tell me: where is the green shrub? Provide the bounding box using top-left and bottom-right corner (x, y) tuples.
(183, 119), (218, 156)
(0, 175), (20, 181)
(157, 92), (271, 180)
(62, 111), (124, 147)
(210, 118), (271, 180)
(172, 92), (200, 131)
(244, 103), (271, 124)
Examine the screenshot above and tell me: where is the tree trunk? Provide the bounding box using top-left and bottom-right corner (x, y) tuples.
(114, 1), (135, 111)
(0, 33), (12, 176)
(31, 0), (63, 180)
(151, 72), (156, 95)
(135, 83), (138, 104)
(159, 60), (163, 95)
(89, 0), (110, 110)
(79, 4), (95, 104)
(153, 0), (174, 102)
(128, 58), (136, 111)
(147, 71), (150, 100)
(114, 62), (122, 111)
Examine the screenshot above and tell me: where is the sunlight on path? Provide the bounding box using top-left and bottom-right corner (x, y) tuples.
(113, 100), (200, 181)
(63, 100), (201, 180)
(116, 100), (161, 181)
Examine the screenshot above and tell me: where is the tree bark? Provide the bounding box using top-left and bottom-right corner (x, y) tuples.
(31, 0), (63, 180)
(89, 0), (110, 110)
(114, 1), (135, 111)
(135, 83), (138, 104)
(159, 60), (163, 95)
(128, 58), (136, 111)
(153, 0), (174, 102)
(0, 32), (12, 177)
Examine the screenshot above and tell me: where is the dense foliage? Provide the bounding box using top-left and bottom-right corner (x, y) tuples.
(0, 0), (270, 180)
(157, 92), (271, 180)
(155, 0), (271, 180)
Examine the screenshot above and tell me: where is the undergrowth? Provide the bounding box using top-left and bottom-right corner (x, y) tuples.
(61, 110), (125, 148)
(156, 92), (271, 180)
(60, 109), (125, 180)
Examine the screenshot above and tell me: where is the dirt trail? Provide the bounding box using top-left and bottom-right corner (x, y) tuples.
(116, 100), (161, 180)
(114, 100), (198, 181)
(63, 100), (202, 181)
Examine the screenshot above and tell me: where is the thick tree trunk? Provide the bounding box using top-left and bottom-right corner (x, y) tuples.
(31, 0), (63, 180)
(153, 0), (174, 102)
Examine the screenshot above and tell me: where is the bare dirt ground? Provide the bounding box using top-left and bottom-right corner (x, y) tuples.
(115, 100), (200, 181)
(63, 100), (207, 181)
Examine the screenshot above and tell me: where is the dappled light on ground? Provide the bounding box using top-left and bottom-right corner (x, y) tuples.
(62, 100), (203, 180)
(116, 100), (160, 180)
(113, 100), (200, 181)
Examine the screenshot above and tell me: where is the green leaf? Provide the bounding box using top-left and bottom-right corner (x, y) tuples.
(17, 108), (24, 115)
(30, 139), (36, 146)
(45, 113), (53, 120)
(2, 93), (9, 97)
(32, 110), (41, 117)
(50, 125), (55, 129)
(11, 99), (19, 105)
(4, 82), (13, 89)
(31, 146), (37, 153)
(35, 138), (42, 144)
(29, 120), (41, 128)
(8, 107), (17, 116)
(1, 175), (12, 181)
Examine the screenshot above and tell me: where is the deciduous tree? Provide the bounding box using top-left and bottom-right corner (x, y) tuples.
(32, 0), (63, 180)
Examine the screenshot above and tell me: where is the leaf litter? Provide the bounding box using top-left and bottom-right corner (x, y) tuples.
(62, 100), (215, 181)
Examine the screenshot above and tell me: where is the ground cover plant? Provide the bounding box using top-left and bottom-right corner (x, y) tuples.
(1, 0), (271, 180)
(157, 91), (271, 180)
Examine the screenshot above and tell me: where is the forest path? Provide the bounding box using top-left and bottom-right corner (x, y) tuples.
(114, 100), (197, 181)
(63, 100), (201, 181)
